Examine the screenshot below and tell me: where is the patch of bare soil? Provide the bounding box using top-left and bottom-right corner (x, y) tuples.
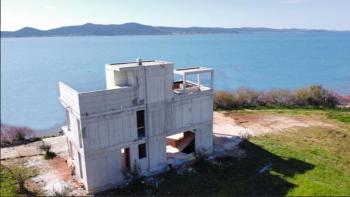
(230, 113), (336, 135)
(213, 112), (253, 159)
(1, 136), (87, 196)
(48, 157), (71, 181)
(214, 111), (336, 137)
(212, 111), (337, 159)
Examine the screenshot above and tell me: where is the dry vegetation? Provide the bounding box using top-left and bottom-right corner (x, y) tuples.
(214, 85), (349, 110)
(0, 124), (40, 147)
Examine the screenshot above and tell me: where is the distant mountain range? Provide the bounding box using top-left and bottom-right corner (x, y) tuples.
(1, 22), (345, 38)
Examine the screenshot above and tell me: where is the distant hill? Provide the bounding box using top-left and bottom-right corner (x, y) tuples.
(1, 22), (343, 38)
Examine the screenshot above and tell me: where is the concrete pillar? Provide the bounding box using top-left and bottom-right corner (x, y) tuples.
(183, 74), (186, 92)
(210, 71), (214, 89)
(197, 74), (200, 87)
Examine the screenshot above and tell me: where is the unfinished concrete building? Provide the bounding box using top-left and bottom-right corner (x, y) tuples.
(58, 60), (214, 192)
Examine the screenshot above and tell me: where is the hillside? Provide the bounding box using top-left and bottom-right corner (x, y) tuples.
(1, 22), (339, 38)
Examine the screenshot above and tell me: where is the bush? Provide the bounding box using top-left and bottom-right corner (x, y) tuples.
(44, 152), (57, 160)
(39, 143), (56, 160)
(39, 144), (51, 152)
(214, 85), (342, 110)
(214, 91), (234, 109)
(233, 88), (260, 108)
(0, 165), (17, 196)
(0, 124), (35, 147)
(1, 164), (37, 195)
(265, 89), (293, 106)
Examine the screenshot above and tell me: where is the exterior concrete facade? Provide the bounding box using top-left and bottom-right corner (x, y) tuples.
(58, 60), (214, 193)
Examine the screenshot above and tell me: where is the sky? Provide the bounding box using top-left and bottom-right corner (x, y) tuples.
(1, 0), (350, 31)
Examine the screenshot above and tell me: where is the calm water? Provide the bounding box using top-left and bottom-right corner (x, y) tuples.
(1, 32), (350, 134)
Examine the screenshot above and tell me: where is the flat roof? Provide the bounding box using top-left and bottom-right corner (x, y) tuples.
(174, 67), (213, 75)
(106, 60), (172, 71)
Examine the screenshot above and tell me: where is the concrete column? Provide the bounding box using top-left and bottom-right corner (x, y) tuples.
(210, 71), (214, 89)
(197, 74), (200, 87)
(183, 74), (186, 92)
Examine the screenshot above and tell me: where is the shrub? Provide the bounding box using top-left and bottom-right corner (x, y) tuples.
(1, 164), (37, 195)
(39, 143), (56, 159)
(233, 88), (260, 108)
(323, 91), (339, 108)
(214, 85), (342, 110)
(39, 144), (51, 152)
(293, 85), (326, 106)
(0, 124), (35, 147)
(0, 165), (17, 196)
(44, 152), (57, 160)
(214, 91), (234, 109)
(265, 89), (293, 106)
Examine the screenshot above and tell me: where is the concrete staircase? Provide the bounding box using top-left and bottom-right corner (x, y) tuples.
(177, 133), (195, 152)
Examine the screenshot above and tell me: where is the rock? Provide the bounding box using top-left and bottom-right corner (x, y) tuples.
(45, 181), (70, 196)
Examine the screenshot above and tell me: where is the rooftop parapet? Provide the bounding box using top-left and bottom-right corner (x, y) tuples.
(105, 60), (172, 71)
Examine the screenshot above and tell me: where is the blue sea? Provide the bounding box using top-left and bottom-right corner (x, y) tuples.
(1, 32), (350, 134)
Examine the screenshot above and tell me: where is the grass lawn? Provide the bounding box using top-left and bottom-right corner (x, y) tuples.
(101, 109), (350, 196)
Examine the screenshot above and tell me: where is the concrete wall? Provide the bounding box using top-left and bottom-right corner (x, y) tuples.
(165, 92), (213, 135)
(59, 82), (80, 116)
(84, 148), (124, 191)
(59, 82), (88, 186)
(81, 110), (137, 153)
(195, 123), (214, 153)
(147, 135), (167, 172)
(144, 65), (174, 103)
(78, 87), (136, 116)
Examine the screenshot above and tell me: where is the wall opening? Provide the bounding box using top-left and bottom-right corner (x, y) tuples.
(138, 143), (147, 159)
(166, 131), (195, 164)
(78, 152), (83, 178)
(65, 109), (71, 131)
(77, 119), (82, 148)
(68, 140), (73, 159)
(137, 110), (145, 138)
(121, 147), (131, 172)
(114, 71), (129, 87)
(113, 70), (135, 87)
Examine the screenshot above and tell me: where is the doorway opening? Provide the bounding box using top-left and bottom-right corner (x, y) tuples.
(121, 147), (131, 173)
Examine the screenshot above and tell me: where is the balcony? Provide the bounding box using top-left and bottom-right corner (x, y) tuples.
(173, 67), (214, 95)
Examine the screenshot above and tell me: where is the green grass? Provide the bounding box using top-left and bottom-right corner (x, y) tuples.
(0, 164), (39, 196)
(0, 165), (18, 196)
(326, 109), (350, 123)
(227, 108), (350, 124)
(251, 127), (350, 195)
(100, 109), (350, 196)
